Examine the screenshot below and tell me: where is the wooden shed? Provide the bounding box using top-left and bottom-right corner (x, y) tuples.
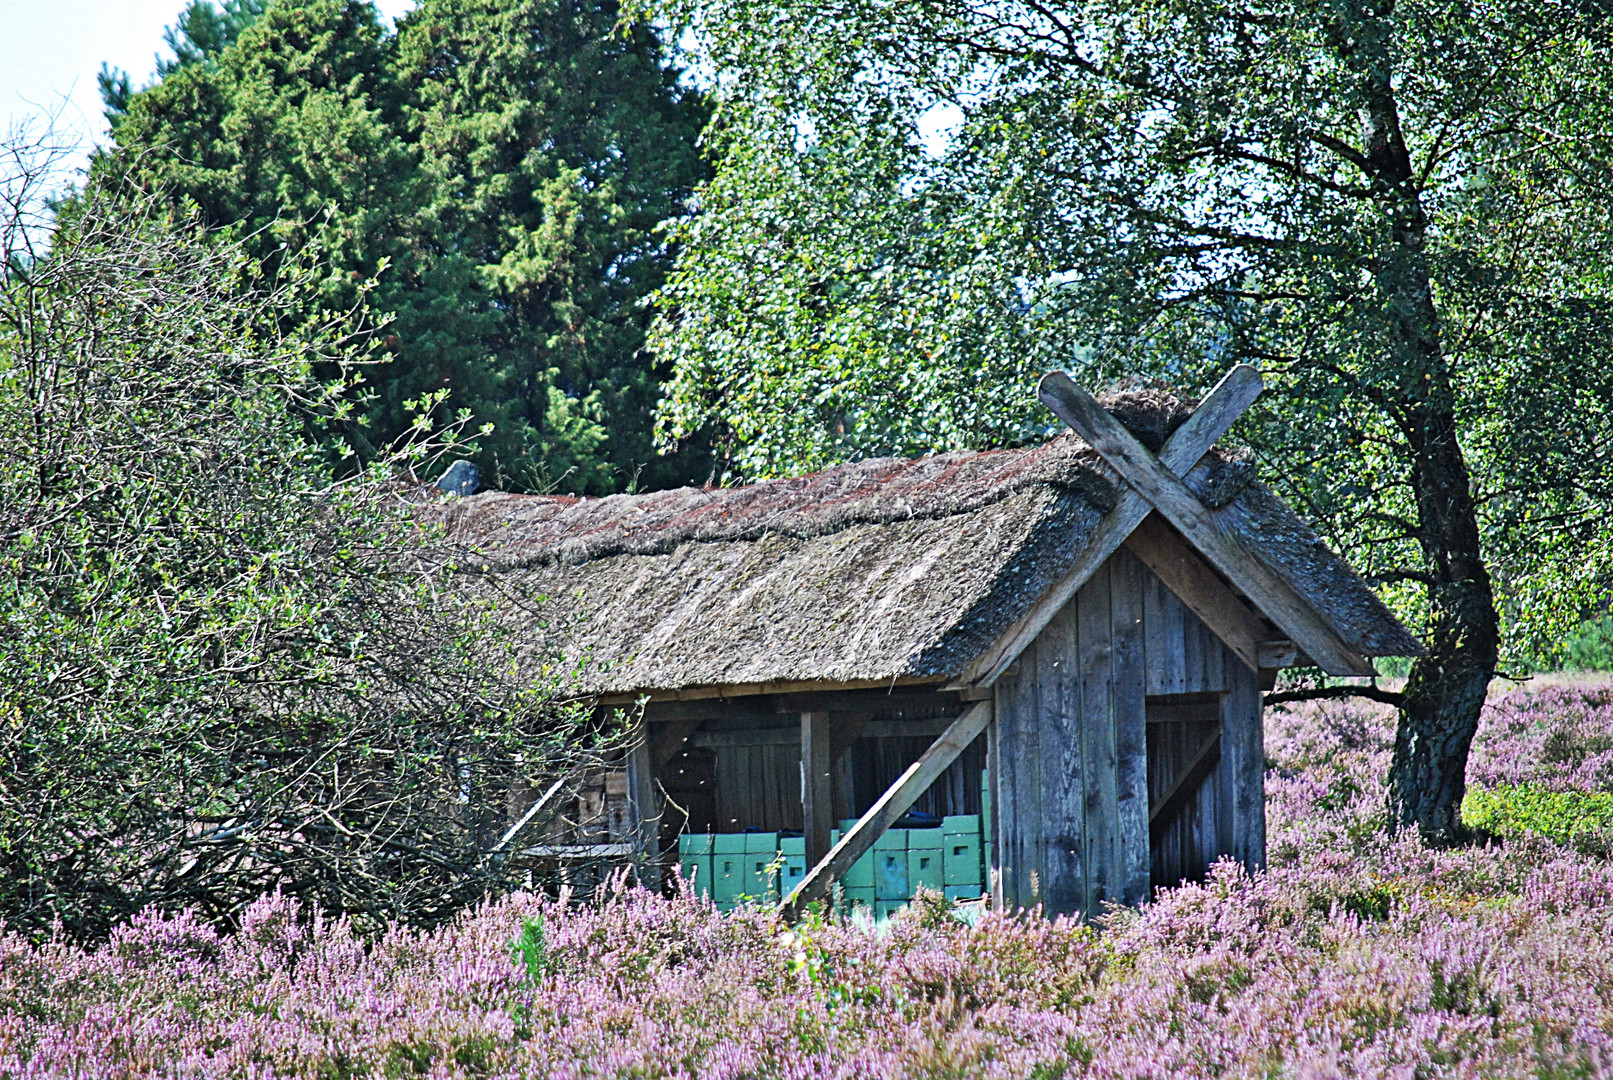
(446, 367), (1421, 918)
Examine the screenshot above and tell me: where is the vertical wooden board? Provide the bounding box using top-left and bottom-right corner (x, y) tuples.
(993, 651), (1033, 910)
(1142, 568), (1168, 697)
(1205, 619), (1228, 693)
(1037, 583), (1085, 917)
(625, 730), (661, 889)
(801, 712), (834, 868)
(1010, 638), (1045, 912)
(1222, 657), (1267, 871)
(987, 716), (1005, 910)
(1108, 549), (1151, 906)
(1159, 584), (1187, 694)
(1076, 561), (1119, 917)
(1181, 599), (1205, 692)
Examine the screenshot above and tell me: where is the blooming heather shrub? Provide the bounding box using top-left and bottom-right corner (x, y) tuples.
(8, 684), (1613, 1077)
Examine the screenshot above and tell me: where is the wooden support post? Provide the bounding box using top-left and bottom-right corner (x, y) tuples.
(801, 711), (834, 868)
(1038, 371), (1374, 677)
(958, 364), (1265, 687)
(624, 729), (661, 891)
(782, 700), (993, 918)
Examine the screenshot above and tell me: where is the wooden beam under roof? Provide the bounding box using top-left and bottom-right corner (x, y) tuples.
(1122, 512), (1270, 674)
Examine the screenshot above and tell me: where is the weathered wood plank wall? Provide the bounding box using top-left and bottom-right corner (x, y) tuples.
(992, 547), (1265, 918)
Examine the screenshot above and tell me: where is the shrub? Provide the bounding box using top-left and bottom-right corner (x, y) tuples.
(1462, 784), (1613, 846)
(0, 134), (611, 940)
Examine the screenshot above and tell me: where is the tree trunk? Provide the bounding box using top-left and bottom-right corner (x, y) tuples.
(1349, 34), (1501, 841)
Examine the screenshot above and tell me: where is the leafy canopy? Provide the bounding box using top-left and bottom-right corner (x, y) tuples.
(101, 0), (709, 495)
(647, 0), (1613, 669)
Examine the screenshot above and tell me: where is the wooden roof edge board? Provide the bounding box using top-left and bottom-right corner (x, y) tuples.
(1122, 512), (1270, 674)
(781, 699), (994, 918)
(951, 363), (1266, 690)
(1038, 372), (1377, 678)
(596, 675), (948, 706)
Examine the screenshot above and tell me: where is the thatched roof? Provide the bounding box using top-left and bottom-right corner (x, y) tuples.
(444, 396), (1420, 696)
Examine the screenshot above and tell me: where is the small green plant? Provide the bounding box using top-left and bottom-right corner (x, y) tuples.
(512, 916), (547, 981)
(1463, 784), (1613, 846)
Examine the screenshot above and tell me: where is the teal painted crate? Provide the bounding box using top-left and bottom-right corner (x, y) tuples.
(830, 828), (876, 889)
(942, 814), (980, 835)
(875, 852), (908, 900)
(945, 885), (986, 902)
(680, 833), (715, 855)
(840, 885), (876, 917)
(677, 834), (715, 899)
(908, 827), (943, 850)
(713, 833), (748, 855)
(779, 836), (807, 897)
(679, 853), (714, 897)
(743, 853), (777, 901)
(874, 900), (906, 920)
(944, 834), (983, 887)
(908, 846), (943, 894)
(712, 851), (745, 905)
(744, 831), (780, 853)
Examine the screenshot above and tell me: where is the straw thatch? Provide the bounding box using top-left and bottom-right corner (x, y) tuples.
(444, 395), (1421, 695)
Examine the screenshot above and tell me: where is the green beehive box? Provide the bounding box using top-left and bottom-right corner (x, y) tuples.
(712, 851), (745, 905)
(779, 836), (807, 896)
(945, 885), (986, 902)
(909, 826), (943, 849)
(874, 828), (907, 850)
(908, 846), (943, 893)
(839, 818), (860, 832)
(742, 855), (776, 901)
(830, 830), (876, 890)
(875, 849), (908, 900)
(840, 885), (876, 916)
(679, 853), (714, 898)
(874, 900), (906, 921)
(679, 833), (716, 855)
(942, 814), (980, 835)
(744, 831), (780, 853)
(944, 834), (983, 886)
(713, 833), (748, 855)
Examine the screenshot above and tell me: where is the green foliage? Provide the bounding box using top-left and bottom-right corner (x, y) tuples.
(100, 0), (710, 494)
(0, 142), (612, 940)
(1567, 618), (1613, 672)
(513, 916), (548, 980)
(1462, 784), (1613, 847)
(644, 0), (1613, 668)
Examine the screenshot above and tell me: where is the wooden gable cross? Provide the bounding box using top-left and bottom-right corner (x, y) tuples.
(1034, 366), (1373, 679)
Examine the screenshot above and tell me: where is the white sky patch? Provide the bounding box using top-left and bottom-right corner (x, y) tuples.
(0, 0), (416, 180)
(916, 101), (964, 158)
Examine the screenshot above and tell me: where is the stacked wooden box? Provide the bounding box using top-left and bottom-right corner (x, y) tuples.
(677, 815), (985, 915)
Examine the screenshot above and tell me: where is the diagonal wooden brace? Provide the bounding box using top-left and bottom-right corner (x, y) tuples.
(958, 363), (1266, 687)
(780, 699), (992, 919)
(1038, 372), (1373, 677)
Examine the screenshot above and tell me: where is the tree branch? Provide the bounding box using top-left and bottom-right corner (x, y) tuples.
(1266, 684), (1404, 707)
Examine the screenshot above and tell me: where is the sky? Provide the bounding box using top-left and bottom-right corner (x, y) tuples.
(0, 0), (415, 177)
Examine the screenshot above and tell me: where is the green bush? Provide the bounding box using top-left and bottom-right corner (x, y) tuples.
(1567, 617), (1613, 672)
(1462, 784), (1613, 845)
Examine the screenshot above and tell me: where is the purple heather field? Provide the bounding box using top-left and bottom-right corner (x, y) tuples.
(7, 680), (1613, 1078)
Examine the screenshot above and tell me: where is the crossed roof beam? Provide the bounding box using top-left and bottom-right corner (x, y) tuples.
(958, 363), (1374, 684)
